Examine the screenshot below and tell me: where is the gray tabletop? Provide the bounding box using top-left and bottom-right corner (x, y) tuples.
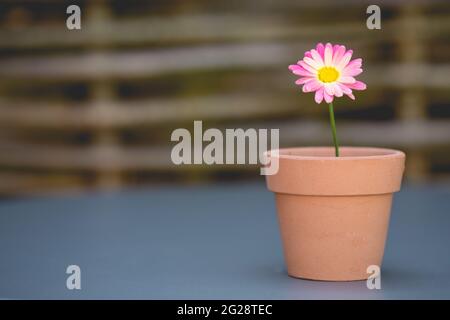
(0, 182), (449, 299)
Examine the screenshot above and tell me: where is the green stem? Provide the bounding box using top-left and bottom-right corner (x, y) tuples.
(328, 102), (340, 157)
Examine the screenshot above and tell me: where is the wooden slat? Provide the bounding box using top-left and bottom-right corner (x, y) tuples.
(0, 173), (87, 196)
(0, 89), (387, 129)
(0, 41), (449, 87)
(0, 8), (449, 49)
(0, 94), (298, 129)
(0, 43), (303, 80)
(0, 120), (448, 171)
(277, 120), (450, 147)
(0, 143), (171, 170)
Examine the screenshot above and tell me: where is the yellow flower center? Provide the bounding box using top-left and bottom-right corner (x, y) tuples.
(318, 67), (339, 83)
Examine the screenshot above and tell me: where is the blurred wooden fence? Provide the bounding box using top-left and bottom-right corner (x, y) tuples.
(0, 0), (449, 195)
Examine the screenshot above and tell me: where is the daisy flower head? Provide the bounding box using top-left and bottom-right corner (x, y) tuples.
(289, 43), (367, 104)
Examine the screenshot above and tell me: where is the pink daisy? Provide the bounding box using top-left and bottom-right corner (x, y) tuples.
(289, 43), (367, 104)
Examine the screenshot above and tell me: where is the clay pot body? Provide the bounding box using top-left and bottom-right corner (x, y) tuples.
(265, 147), (405, 281)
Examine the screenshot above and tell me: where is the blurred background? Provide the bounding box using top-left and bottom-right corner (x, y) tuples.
(0, 0), (449, 197)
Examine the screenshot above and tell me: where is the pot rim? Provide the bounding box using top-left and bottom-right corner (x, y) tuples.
(265, 146), (405, 161)
(264, 146), (406, 195)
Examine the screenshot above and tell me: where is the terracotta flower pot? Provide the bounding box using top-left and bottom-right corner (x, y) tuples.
(265, 147), (406, 281)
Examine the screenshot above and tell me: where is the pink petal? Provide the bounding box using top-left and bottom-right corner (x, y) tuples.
(342, 57), (363, 76)
(293, 69), (315, 77)
(324, 43), (333, 66)
(339, 84), (355, 100)
(310, 49), (324, 67)
(324, 91), (334, 103)
(342, 66), (363, 77)
(304, 79), (323, 92)
(332, 45), (346, 66)
(295, 77), (314, 85)
(346, 80), (367, 91)
(324, 84), (334, 96)
(298, 60), (317, 74)
(304, 51), (312, 58)
(346, 58), (362, 69)
(290, 65), (315, 77)
(303, 56), (322, 70)
(291, 69), (306, 76)
(332, 83), (343, 97)
(333, 44), (340, 54)
(346, 92), (355, 100)
(339, 76), (356, 84)
(316, 43), (325, 59)
(335, 49), (353, 70)
(314, 87), (324, 104)
(337, 83), (352, 95)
